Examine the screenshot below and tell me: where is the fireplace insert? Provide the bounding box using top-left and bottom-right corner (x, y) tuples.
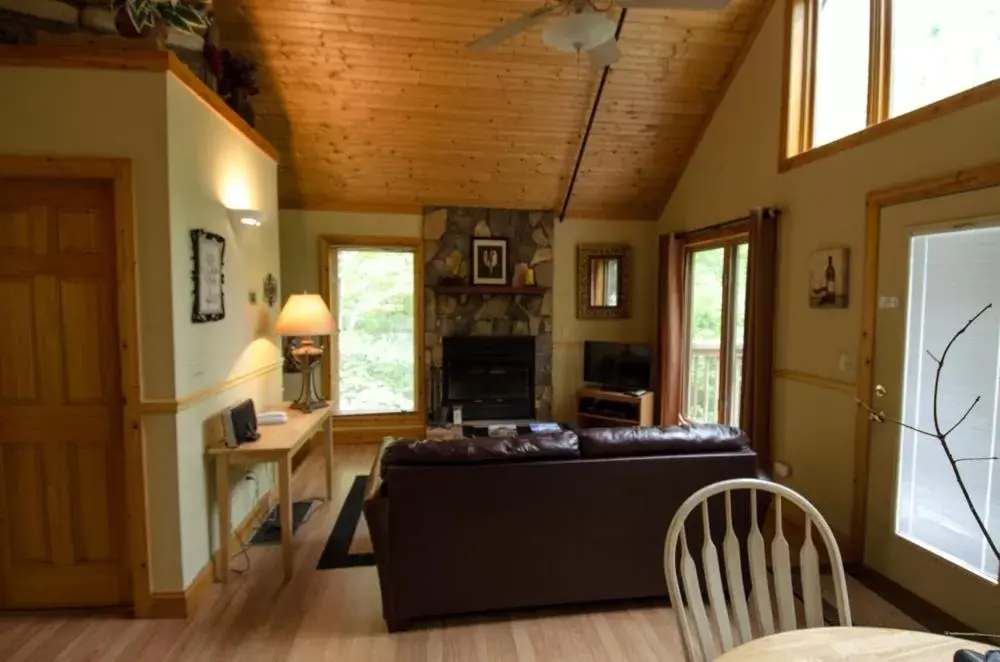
(442, 336), (535, 421)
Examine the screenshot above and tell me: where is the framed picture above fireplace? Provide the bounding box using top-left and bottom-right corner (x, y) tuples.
(471, 237), (509, 286)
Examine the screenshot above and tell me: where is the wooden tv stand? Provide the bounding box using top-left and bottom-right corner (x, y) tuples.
(576, 387), (654, 428)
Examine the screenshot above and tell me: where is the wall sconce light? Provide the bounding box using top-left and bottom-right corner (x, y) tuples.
(227, 208), (263, 228)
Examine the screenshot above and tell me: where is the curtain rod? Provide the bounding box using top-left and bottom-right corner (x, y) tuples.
(558, 8), (629, 223)
(692, 207), (782, 233)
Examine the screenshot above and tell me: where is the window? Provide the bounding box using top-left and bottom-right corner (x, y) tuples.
(898, 225), (1000, 581)
(683, 236), (749, 426)
(891, 1), (1000, 117)
(812, 0), (870, 147)
(327, 242), (419, 416)
(783, 0), (1000, 160)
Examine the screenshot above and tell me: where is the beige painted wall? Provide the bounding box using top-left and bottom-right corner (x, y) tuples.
(0, 67), (174, 399)
(165, 76), (282, 588)
(0, 66), (183, 589)
(657, 0), (1000, 536)
(0, 66), (282, 592)
(551, 219), (659, 420)
(279, 210), (658, 420)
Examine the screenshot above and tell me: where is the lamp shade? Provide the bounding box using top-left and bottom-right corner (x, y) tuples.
(274, 294), (335, 336)
(542, 10), (617, 53)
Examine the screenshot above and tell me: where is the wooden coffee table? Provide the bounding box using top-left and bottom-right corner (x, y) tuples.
(426, 422), (566, 440)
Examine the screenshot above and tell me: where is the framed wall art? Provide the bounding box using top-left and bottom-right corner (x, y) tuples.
(808, 247), (849, 309)
(471, 237), (508, 286)
(191, 228), (226, 323)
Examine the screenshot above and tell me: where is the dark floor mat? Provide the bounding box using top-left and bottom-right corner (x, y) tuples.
(317, 475), (376, 570)
(249, 500), (315, 545)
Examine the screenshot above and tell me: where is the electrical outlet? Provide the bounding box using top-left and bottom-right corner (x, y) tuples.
(773, 461), (792, 479)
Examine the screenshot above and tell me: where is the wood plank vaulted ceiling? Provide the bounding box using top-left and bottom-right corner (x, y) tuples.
(216, 0), (767, 221)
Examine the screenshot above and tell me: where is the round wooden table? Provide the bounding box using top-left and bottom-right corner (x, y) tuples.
(715, 627), (992, 661)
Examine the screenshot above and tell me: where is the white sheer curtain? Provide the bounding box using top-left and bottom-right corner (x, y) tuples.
(898, 224), (1000, 581)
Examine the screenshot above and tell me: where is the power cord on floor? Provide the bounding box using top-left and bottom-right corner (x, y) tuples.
(227, 470), (324, 576)
(230, 472), (263, 575)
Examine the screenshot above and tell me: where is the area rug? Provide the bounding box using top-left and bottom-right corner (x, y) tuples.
(317, 475), (376, 570)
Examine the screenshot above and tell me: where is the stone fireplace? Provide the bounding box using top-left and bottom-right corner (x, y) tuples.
(424, 206), (554, 421)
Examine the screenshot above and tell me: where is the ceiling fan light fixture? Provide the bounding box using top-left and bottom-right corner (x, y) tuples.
(542, 10), (617, 53)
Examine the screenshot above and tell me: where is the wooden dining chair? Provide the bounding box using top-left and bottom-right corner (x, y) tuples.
(664, 478), (852, 661)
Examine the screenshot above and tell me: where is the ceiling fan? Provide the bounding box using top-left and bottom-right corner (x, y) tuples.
(467, 0), (731, 68)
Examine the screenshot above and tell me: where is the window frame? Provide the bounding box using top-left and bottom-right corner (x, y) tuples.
(318, 234), (425, 427)
(781, 0), (1000, 172)
(680, 226), (750, 425)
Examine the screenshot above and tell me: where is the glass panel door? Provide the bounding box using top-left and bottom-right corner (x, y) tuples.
(897, 227), (1000, 581)
(866, 205), (1000, 634)
(683, 241), (750, 425)
(685, 247), (725, 422)
(335, 248), (416, 415)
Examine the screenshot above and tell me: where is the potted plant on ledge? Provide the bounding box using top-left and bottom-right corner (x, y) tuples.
(111, 0), (211, 39)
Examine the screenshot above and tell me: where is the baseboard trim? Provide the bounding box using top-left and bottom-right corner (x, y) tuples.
(147, 488), (274, 619)
(211, 487), (275, 570)
(335, 424), (426, 445)
(846, 564), (974, 635)
(146, 591), (188, 619)
(184, 562), (216, 616)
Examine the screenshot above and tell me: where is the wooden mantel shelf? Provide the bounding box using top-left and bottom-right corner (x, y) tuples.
(434, 284), (549, 296)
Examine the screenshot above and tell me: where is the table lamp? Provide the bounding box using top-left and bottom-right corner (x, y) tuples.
(275, 293), (335, 412)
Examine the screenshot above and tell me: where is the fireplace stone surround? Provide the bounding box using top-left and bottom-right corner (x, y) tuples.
(423, 206), (554, 421)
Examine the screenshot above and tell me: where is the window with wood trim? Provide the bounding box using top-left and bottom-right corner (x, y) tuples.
(783, 0), (1000, 158)
(327, 244), (419, 416)
(682, 235), (749, 426)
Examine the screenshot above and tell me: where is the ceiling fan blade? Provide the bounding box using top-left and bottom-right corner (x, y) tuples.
(587, 38), (622, 68)
(467, 4), (560, 51)
(617, 0), (731, 9)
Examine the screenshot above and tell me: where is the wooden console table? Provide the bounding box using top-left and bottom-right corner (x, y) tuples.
(207, 404), (333, 582)
(577, 387), (654, 427)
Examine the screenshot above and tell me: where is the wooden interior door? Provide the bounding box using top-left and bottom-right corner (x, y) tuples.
(0, 178), (130, 609)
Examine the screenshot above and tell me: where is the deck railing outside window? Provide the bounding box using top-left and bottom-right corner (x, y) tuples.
(687, 341), (743, 424)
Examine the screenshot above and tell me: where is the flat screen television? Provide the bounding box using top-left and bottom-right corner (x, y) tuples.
(583, 341), (653, 391)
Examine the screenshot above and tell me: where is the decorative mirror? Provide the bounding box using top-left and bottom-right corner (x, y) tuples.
(577, 243), (631, 319)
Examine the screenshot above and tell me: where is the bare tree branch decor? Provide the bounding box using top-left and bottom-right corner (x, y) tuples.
(858, 303), (1000, 566)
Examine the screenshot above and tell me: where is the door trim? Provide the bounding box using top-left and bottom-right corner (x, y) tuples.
(317, 234), (426, 429)
(0, 156), (150, 616)
(852, 160), (1000, 561)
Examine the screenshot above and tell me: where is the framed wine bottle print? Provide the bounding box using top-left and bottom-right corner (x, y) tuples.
(808, 247), (848, 309)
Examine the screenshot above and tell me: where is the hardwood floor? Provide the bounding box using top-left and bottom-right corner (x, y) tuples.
(0, 445), (688, 661)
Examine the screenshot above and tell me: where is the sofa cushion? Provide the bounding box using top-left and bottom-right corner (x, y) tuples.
(579, 424), (749, 459)
(381, 431), (580, 475)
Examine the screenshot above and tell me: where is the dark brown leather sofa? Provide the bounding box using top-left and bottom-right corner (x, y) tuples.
(363, 424), (764, 631)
